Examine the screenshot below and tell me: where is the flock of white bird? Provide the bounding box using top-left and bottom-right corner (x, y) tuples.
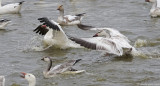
(0, 0), (159, 86)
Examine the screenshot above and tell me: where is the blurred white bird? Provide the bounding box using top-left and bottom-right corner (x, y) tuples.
(0, 1), (24, 14)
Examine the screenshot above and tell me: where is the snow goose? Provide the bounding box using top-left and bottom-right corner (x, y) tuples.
(33, 17), (128, 56)
(33, 17), (82, 49)
(0, 1), (24, 14)
(57, 5), (85, 25)
(0, 76), (5, 86)
(21, 72), (36, 86)
(70, 26), (136, 56)
(41, 57), (84, 78)
(0, 19), (11, 29)
(145, 0), (160, 17)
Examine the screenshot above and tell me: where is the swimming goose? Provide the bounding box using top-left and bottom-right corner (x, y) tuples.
(0, 1), (24, 14)
(0, 76), (5, 86)
(57, 5), (85, 25)
(145, 0), (160, 17)
(33, 17), (82, 49)
(41, 57), (83, 78)
(21, 72), (36, 86)
(0, 19), (11, 29)
(70, 26), (136, 56)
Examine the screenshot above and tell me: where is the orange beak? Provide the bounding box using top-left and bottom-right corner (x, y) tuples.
(20, 72), (26, 78)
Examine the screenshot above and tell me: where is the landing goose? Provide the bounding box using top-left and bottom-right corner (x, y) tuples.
(145, 0), (160, 17)
(0, 1), (24, 14)
(41, 57), (84, 78)
(0, 19), (11, 29)
(57, 5), (85, 25)
(21, 72), (36, 86)
(33, 17), (82, 49)
(34, 17), (129, 56)
(71, 26), (136, 56)
(0, 76), (5, 86)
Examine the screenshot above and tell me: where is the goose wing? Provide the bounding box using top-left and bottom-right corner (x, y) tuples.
(33, 25), (49, 35)
(69, 37), (123, 56)
(38, 17), (69, 42)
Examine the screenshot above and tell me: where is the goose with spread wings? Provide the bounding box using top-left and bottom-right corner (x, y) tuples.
(34, 17), (127, 56)
(75, 24), (137, 55)
(34, 17), (82, 49)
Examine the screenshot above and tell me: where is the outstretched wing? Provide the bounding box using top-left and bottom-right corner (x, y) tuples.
(37, 17), (69, 43)
(33, 25), (49, 35)
(69, 37), (123, 56)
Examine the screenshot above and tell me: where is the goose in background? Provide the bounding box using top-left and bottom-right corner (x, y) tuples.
(57, 5), (86, 25)
(41, 57), (84, 78)
(33, 17), (83, 50)
(0, 19), (11, 29)
(145, 0), (160, 17)
(0, 76), (5, 86)
(0, 1), (25, 14)
(71, 25), (137, 56)
(21, 72), (36, 86)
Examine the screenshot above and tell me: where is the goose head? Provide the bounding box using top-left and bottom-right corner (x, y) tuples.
(57, 5), (64, 11)
(21, 72), (36, 86)
(41, 57), (51, 62)
(41, 25), (47, 29)
(0, 19), (11, 29)
(145, 0), (156, 2)
(93, 30), (110, 38)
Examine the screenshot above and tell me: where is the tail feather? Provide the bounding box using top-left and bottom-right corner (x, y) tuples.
(19, 1), (25, 5)
(73, 59), (82, 65)
(77, 24), (94, 30)
(76, 13), (86, 16)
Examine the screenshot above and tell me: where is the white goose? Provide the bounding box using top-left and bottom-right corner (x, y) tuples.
(21, 72), (36, 86)
(0, 76), (5, 86)
(0, 19), (11, 29)
(57, 5), (85, 25)
(71, 26), (136, 56)
(34, 17), (82, 49)
(41, 57), (84, 78)
(0, 0), (24, 14)
(145, 0), (160, 17)
(34, 17), (132, 56)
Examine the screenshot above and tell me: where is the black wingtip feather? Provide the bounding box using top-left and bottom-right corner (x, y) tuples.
(37, 17), (60, 31)
(19, 1), (25, 5)
(77, 24), (94, 30)
(69, 37), (96, 50)
(73, 59), (82, 65)
(33, 25), (49, 35)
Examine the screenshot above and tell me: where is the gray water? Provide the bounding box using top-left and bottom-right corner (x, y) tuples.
(0, 0), (160, 86)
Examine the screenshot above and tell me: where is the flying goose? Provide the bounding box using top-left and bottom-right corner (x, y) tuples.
(41, 57), (84, 78)
(21, 72), (36, 86)
(145, 0), (160, 17)
(0, 1), (24, 14)
(57, 5), (85, 25)
(0, 19), (11, 29)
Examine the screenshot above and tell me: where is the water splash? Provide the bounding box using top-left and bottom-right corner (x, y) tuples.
(134, 39), (148, 48)
(21, 36), (51, 52)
